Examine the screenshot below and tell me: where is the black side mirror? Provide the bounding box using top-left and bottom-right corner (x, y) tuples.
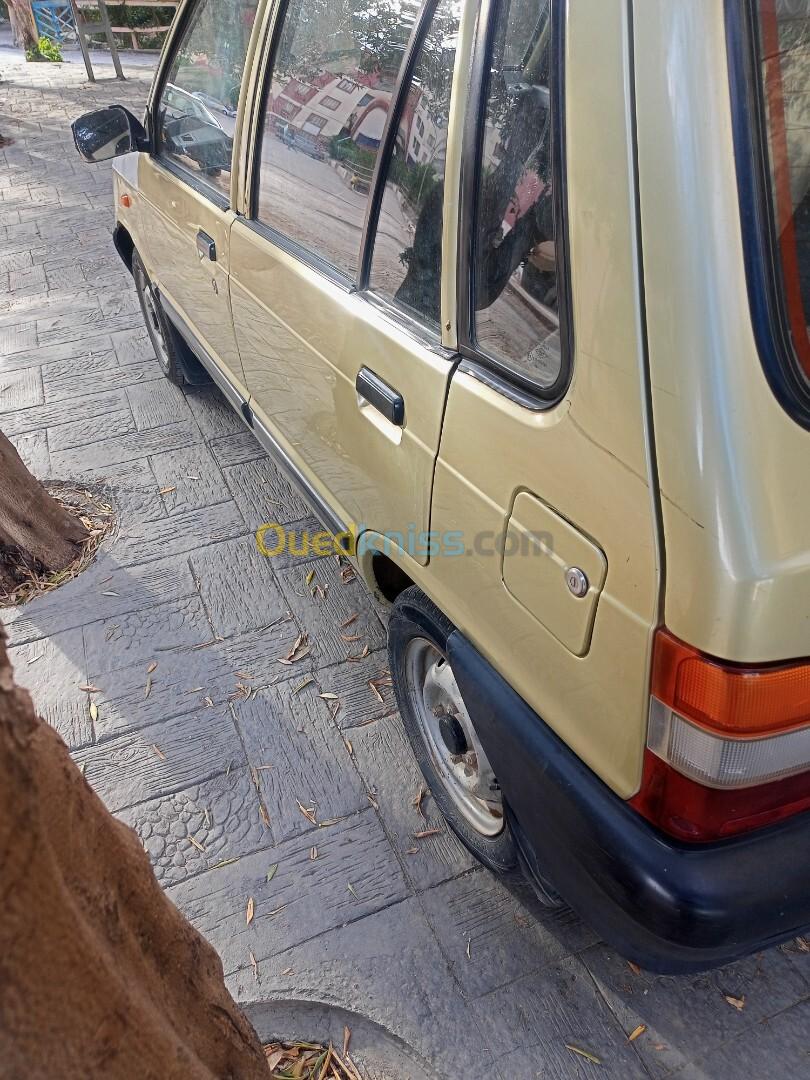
(71, 105), (148, 163)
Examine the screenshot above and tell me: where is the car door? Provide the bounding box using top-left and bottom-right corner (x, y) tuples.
(137, 0), (258, 394)
(228, 0), (464, 557)
(426, 0), (661, 798)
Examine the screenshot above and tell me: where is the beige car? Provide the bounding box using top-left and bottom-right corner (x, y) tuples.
(73, 0), (810, 973)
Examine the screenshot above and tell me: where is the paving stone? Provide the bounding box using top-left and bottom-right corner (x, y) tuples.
(127, 377), (193, 430)
(674, 998), (810, 1080)
(74, 705), (245, 813)
(233, 677), (368, 845)
(252, 514), (335, 571)
(0, 334), (114, 373)
(348, 713), (477, 891)
(149, 444), (228, 516)
(316, 649), (396, 730)
(190, 535), (290, 637)
(112, 326), (155, 366)
(472, 956), (649, 1078)
(276, 556), (387, 666)
(209, 429), (267, 469)
(84, 593), (214, 678)
(167, 809), (410, 977)
(88, 619), (300, 740)
(48, 406), (135, 451)
(222, 456), (309, 529)
(8, 430), (50, 478)
(43, 350), (160, 401)
(1, 387), (128, 439)
(0, 365), (43, 412)
(0, 249), (32, 274)
(118, 768), (269, 889)
(50, 419), (200, 473)
(113, 499), (245, 568)
(8, 262), (46, 292)
(581, 941), (810, 1078)
(229, 898), (494, 1080)
(185, 384), (245, 439)
(9, 629), (92, 750)
(425, 869), (600, 999)
(76, 456), (167, 525)
(4, 552), (197, 646)
(0, 319), (36, 355)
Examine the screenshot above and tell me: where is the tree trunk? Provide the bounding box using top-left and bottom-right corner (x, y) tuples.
(0, 431), (89, 597)
(0, 623), (270, 1079)
(7, 0), (39, 51)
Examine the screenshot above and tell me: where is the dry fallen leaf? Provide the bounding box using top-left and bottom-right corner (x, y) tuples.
(297, 800), (318, 825)
(293, 676), (315, 694)
(627, 961), (642, 976)
(89, 701), (98, 722)
(343, 1026), (351, 1057)
(310, 846), (318, 860)
(152, 744), (165, 761)
(724, 994), (745, 1011)
(466, 937), (472, 960)
(628, 1024), (646, 1042)
(367, 680), (384, 705)
(79, 684), (102, 693)
(340, 614), (359, 629)
(249, 950), (259, 982)
(266, 863), (279, 883)
(414, 828), (442, 839)
(146, 661), (157, 674)
(305, 569), (316, 585)
(246, 896), (255, 925)
(347, 882), (359, 900)
(188, 835), (206, 853)
(144, 674), (153, 699)
(565, 1044), (601, 1065)
(159, 486), (176, 495)
(319, 692), (339, 701)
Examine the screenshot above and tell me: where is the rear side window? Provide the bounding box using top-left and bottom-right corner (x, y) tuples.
(155, 0), (255, 201)
(254, 0), (423, 279)
(754, 2), (810, 393)
(469, 0), (564, 394)
(366, 0), (461, 327)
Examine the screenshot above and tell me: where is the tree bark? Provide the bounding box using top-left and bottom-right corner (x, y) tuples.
(7, 0), (39, 51)
(0, 623), (270, 1080)
(0, 431), (88, 597)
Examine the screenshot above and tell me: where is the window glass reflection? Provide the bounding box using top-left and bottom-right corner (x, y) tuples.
(472, 0), (561, 389)
(156, 0), (256, 198)
(368, 0), (460, 327)
(256, 0), (422, 278)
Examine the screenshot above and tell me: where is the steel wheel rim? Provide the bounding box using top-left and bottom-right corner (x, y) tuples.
(404, 636), (504, 837)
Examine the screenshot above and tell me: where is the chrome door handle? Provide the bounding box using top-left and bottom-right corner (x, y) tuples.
(356, 366), (405, 426)
(196, 230), (216, 262)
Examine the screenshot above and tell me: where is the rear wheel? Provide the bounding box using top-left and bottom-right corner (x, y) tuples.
(388, 586), (517, 873)
(132, 250), (186, 387)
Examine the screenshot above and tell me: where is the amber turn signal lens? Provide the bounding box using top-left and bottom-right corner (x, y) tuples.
(652, 630), (810, 736)
(120, 193), (132, 208)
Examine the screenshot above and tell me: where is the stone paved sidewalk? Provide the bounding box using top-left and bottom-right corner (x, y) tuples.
(2, 45), (810, 1080)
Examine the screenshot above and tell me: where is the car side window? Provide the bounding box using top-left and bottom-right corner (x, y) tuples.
(254, 0), (423, 279)
(470, 0), (563, 392)
(366, 0), (461, 328)
(154, 0), (256, 201)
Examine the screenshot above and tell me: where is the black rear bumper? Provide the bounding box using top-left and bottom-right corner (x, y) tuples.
(447, 631), (810, 973)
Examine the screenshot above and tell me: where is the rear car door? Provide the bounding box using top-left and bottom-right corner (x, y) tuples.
(229, 0), (463, 554)
(426, 0), (661, 799)
(138, 0), (258, 393)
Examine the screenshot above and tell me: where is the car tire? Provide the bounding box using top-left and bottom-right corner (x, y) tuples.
(132, 250), (187, 388)
(388, 585), (519, 874)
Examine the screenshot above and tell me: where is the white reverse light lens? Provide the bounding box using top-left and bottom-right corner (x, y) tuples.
(648, 697), (810, 790)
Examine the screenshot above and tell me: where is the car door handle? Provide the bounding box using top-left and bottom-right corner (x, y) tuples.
(356, 367), (405, 426)
(196, 230), (216, 262)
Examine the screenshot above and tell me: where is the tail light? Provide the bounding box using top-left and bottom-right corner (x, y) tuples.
(630, 630), (810, 841)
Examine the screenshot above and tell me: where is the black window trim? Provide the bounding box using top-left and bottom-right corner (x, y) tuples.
(457, 0), (573, 409)
(149, 0), (236, 212)
(247, 0), (448, 340)
(725, 0), (810, 430)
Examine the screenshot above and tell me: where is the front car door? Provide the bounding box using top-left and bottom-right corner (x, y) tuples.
(137, 0), (259, 395)
(229, 0), (466, 555)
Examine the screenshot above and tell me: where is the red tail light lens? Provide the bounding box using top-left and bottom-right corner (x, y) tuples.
(631, 631), (810, 841)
